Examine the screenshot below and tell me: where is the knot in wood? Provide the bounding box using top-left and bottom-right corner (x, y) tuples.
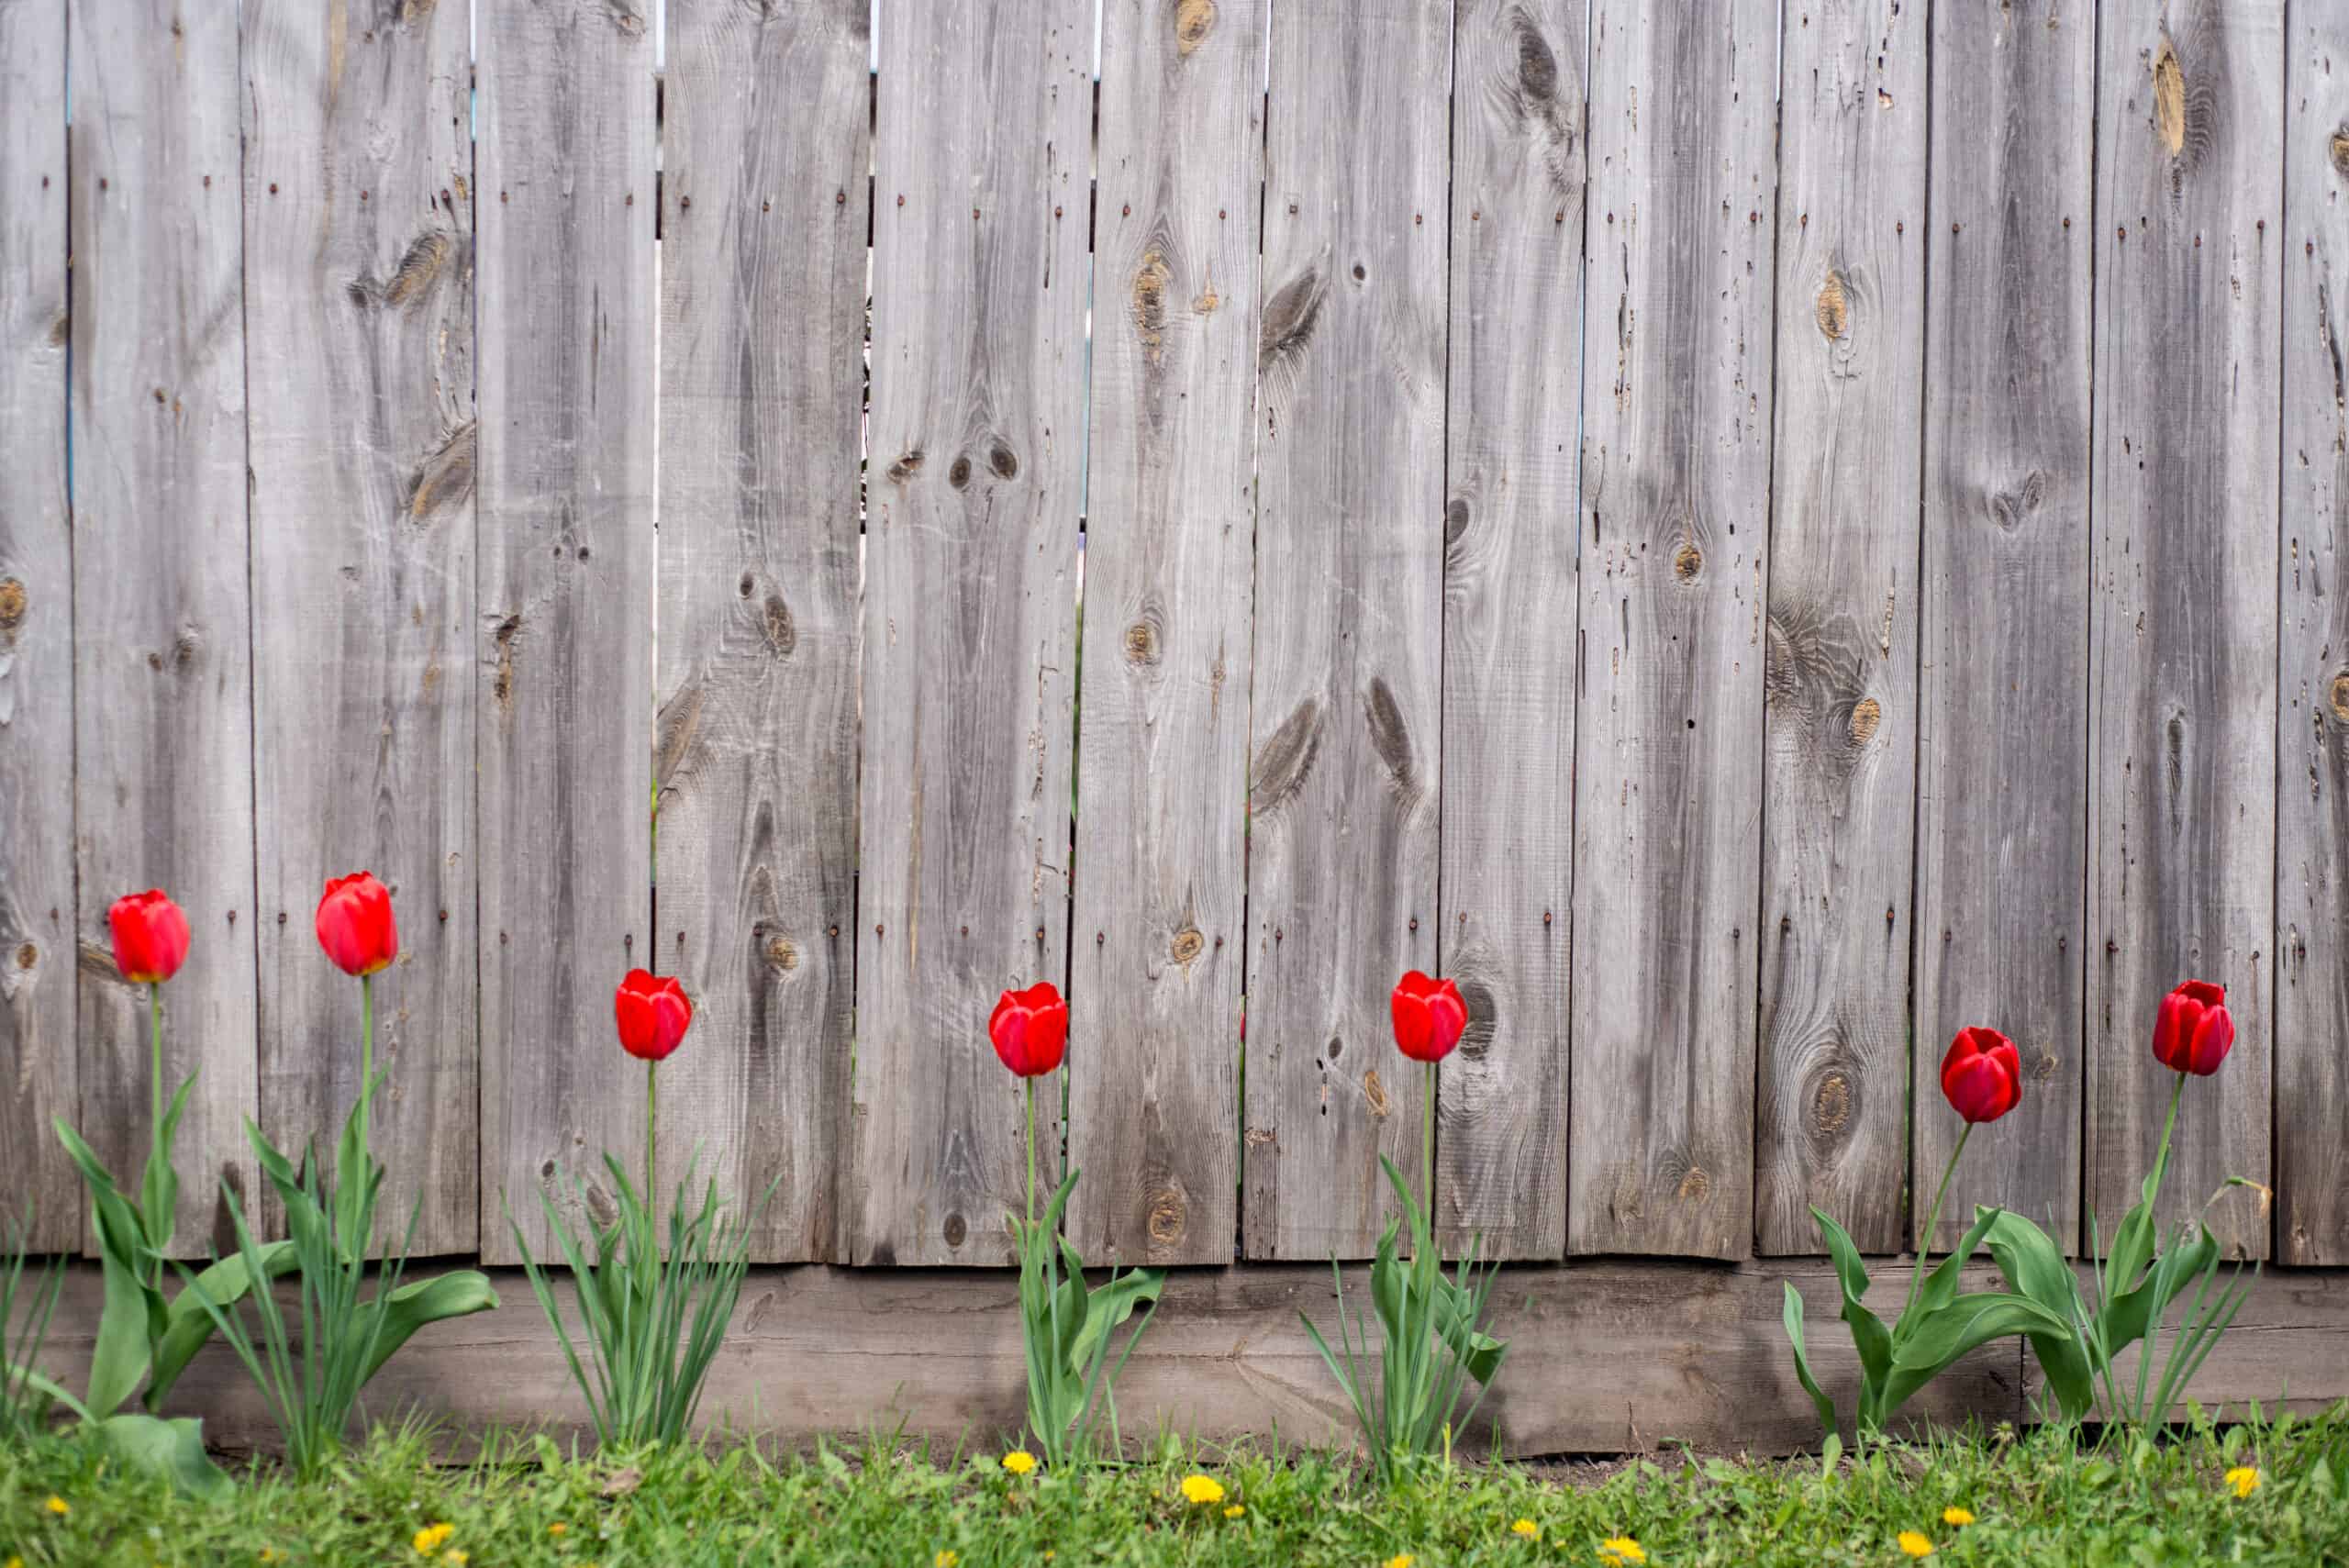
(2329, 672), (2349, 725)
(1673, 541), (1703, 582)
(0, 577), (26, 630)
(1170, 927), (1204, 964)
(1361, 1067), (1392, 1118)
(942, 1212), (968, 1249)
(1175, 0), (1217, 53)
(16, 942), (37, 970)
(2332, 128), (2349, 181)
(1809, 1071), (1853, 1138)
(1124, 620), (1159, 664)
(1815, 269), (1849, 340)
(1848, 696), (1882, 745)
(765, 936), (798, 972)
(1675, 1164), (1711, 1203)
(1147, 1187), (1187, 1246)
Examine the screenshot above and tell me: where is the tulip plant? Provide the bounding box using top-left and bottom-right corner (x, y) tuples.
(512, 969), (765, 1451)
(993, 982), (1165, 1469)
(178, 873), (497, 1476)
(1302, 973), (1508, 1485)
(1784, 1026), (2076, 1437)
(1980, 979), (2257, 1428)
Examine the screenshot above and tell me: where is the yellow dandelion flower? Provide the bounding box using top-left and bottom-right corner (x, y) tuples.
(1223, 1504), (1245, 1518)
(45, 1496), (69, 1517)
(11, 1556), (26, 1568)
(413, 1523), (454, 1556)
(2226, 1466), (2261, 1498)
(936, 1552), (959, 1568)
(259, 1552), (282, 1564)
(1179, 1474), (1226, 1507)
(1898, 1530), (1935, 1558)
(1003, 1451), (1039, 1475)
(1510, 1518), (1540, 1540)
(1600, 1538), (1647, 1566)
(1385, 1555), (1416, 1568)
(1942, 1507), (1976, 1528)
(549, 1521), (569, 1535)
(443, 1554), (469, 1568)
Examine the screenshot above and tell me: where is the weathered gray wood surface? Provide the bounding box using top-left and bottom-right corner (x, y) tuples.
(1242, 0), (1451, 1262)
(1913, 0), (2095, 1253)
(655, 0), (867, 1263)
(845, 0), (1091, 1267)
(2275, 0), (2349, 1267)
(0, 0), (74, 1251)
(28, 1258), (2057, 1458)
(1754, 0), (1927, 1258)
(1567, 0), (1776, 1261)
(474, 0), (658, 1264)
(1068, 0), (1264, 1267)
(243, 0), (477, 1257)
(67, 0), (259, 1257)
(1434, 0), (1584, 1261)
(2087, 0), (2281, 1262)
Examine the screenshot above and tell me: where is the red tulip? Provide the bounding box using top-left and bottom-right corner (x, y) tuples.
(108, 890), (191, 984)
(615, 969), (693, 1062)
(315, 872), (399, 978)
(1391, 971), (1468, 1063)
(2152, 979), (2233, 1076)
(1940, 1026), (2022, 1124)
(990, 983), (1068, 1077)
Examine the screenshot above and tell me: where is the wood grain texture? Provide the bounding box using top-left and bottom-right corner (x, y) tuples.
(2275, 0), (2349, 1266)
(243, 0), (477, 1257)
(656, 0), (868, 1263)
(1914, 0), (2094, 1253)
(474, 0), (658, 1264)
(1067, 0), (1264, 1267)
(0, 0), (73, 1251)
(67, 0), (258, 1257)
(1435, 0), (1585, 1261)
(845, 0), (1092, 1267)
(1243, 0), (1452, 1262)
(1754, 0), (1927, 1257)
(25, 1258), (2044, 1458)
(1568, 0), (1776, 1261)
(2087, 0), (2281, 1262)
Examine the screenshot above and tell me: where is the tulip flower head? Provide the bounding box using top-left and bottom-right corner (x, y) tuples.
(1939, 1026), (2022, 1125)
(1390, 971), (1468, 1063)
(614, 969), (693, 1062)
(2151, 979), (2233, 1077)
(108, 889), (191, 984)
(316, 873), (399, 978)
(989, 983), (1068, 1078)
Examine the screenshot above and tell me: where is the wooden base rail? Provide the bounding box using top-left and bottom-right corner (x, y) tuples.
(18, 1262), (2348, 1458)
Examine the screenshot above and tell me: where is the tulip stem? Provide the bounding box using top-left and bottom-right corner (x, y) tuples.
(148, 982), (165, 1284)
(358, 973), (374, 1163)
(1903, 1122), (1973, 1327)
(1421, 1060), (1436, 1262)
(646, 1057), (659, 1210)
(1025, 1078), (1037, 1227)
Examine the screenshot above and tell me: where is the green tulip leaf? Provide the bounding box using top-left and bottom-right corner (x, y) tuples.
(1904, 1205), (2004, 1339)
(1879, 1291), (2073, 1419)
(55, 1118), (162, 1419)
(1979, 1208), (2093, 1420)
(1809, 1207), (1891, 1395)
(139, 1071), (197, 1261)
(91, 1413), (233, 1504)
(359, 1270), (500, 1384)
(146, 1240), (300, 1410)
(1782, 1280), (1839, 1436)
(1067, 1265), (1164, 1375)
(1430, 1272), (1507, 1385)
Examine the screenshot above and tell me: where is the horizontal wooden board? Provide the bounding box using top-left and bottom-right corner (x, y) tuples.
(12, 1259), (2086, 1457)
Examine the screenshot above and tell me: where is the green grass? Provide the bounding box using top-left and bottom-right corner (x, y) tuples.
(4, 1407), (2345, 1567)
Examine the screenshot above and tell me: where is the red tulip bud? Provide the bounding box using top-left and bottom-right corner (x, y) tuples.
(315, 872), (399, 978)
(1940, 1026), (2022, 1124)
(108, 889), (190, 984)
(615, 969), (693, 1062)
(2152, 979), (2233, 1076)
(990, 983), (1068, 1077)
(1390, 970), (1468, 1063)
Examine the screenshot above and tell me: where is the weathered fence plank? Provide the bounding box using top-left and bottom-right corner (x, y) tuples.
(655, 0), (867, 1263)
(1754, 0), (1927, 1257)
(1913, 0), (2094, 1253)
(0, 0), (73, 1251)
(1434, 0), (1585, 1261)
(474, 0), (658, 1264)
(1567, 0), (1777, 1261)
(243, 0), (478, 1257)
(2087, 0), (2281, 1262)
(67, 0), (258, 1256)
(845, 0), (1092, 1267)
(2277, 0), (2349, 1267)
(1068, 0), (1265, 1267)
(1242, 0), (1452, 1262)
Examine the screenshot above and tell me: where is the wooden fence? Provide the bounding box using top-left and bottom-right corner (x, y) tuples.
(5, 0), (2349, 1307)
